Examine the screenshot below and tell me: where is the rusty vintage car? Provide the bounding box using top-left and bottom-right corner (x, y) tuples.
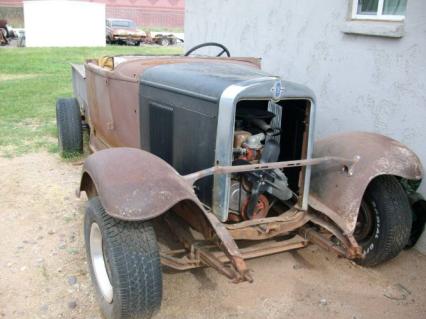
(56, 43), (423, 319)
(106, 18), (146, 46)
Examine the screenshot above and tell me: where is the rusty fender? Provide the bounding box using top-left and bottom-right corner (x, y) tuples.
(78, 147), (252, 282)
(78, 147), (204, 221)
(310, 132), (423, 235)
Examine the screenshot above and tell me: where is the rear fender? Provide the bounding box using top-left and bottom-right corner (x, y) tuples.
(310, 132), (423, 235)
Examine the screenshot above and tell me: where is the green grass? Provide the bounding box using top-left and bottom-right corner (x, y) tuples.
(0, 45), (182, 157)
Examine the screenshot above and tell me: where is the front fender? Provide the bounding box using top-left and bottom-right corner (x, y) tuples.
(79, 147), (201, 221)
(79, 147), (251, 280)
(310, 132), (423, 235)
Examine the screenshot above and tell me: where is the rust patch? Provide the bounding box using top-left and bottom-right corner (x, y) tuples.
(310, 132), (423, 234)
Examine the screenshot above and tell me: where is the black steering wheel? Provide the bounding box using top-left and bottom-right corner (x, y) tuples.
(184, 42), (231, 57)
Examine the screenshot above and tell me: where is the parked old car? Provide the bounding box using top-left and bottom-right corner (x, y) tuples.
(150, 32), (179, 46)
(0, 19), (16, 45)
(56, 43), (423, 319)
(106, 18), (146, 46)
(142, 31), (181, 46)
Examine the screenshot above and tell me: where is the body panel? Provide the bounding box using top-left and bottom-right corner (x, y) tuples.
(310, 132), (423, 234)
(71, 64), (88, 118)
(139, 62), (272, 206)
(84, 56), (262, 150)
(80, 147), (201, 221)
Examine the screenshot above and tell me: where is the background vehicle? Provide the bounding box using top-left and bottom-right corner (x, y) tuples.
(105, 18), (146, 46)
(56, 43), (423, 319)
(0, 19), (16, 45)
(151, 32), (178, 46)
(144, 31), (181, 46)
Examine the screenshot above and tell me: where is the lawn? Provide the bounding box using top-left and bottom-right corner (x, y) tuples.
(0, 45), (182, 157)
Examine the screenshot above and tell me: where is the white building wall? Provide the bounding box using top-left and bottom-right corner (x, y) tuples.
(185, 0), (426, 197)
(24, 0), (105, 47)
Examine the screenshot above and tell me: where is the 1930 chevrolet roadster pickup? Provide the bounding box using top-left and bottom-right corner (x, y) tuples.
(56, 43), (423, 319)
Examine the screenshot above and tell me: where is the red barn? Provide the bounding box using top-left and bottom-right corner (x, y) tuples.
(0, 0), (185, 28)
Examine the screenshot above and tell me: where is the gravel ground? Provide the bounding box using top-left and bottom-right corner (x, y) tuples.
(1, 153), (425, 319)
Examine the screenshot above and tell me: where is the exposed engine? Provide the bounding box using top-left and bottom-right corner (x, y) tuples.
(229, 106), (294, 222)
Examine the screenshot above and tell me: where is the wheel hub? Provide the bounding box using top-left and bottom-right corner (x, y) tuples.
(354, 200), (375, 244)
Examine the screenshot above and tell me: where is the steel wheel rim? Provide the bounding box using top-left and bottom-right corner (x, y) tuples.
(354, 200), (375, 244)
(90, 222), (113, 303)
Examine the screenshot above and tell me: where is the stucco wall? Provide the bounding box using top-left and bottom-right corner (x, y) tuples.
(185, 0), (426, 197)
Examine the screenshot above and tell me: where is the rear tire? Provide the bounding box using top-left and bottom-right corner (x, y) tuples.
(354, 175), (412, 266)
(84, 197), (162, 319)
(56, 98), (82, 156)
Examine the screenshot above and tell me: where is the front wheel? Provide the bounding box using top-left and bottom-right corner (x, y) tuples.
(354, 175), (412, 266)
(159, 37), (169, 46)
(84, 197), (162, 319)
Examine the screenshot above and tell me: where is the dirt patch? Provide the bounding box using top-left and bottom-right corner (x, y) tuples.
(0, 153), (425, 319)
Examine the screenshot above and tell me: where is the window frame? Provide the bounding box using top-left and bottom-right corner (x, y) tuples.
(351, 0), (406, 22)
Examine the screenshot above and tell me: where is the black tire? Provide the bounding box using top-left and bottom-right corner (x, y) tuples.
(134, 41), (141, 46)
(354, 175), (412, 266)
(56, 98), (82, 156)
(84, 197), (162, 319)
(160, 37), (169, 46)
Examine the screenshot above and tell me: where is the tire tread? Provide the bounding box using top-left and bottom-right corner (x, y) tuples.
(56, 98), (82, 155)
(85, 197), (162, 319)
(357, 175), (412, 266)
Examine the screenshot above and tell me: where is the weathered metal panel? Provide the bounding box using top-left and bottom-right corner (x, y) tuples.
(80, 147), (200, 221)
(85, 62), (140, 148)
(71, 64), (87, 112)
(310, 132), (423, 234)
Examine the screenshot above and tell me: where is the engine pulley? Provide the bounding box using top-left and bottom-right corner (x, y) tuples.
(242, 194), (269, 220)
